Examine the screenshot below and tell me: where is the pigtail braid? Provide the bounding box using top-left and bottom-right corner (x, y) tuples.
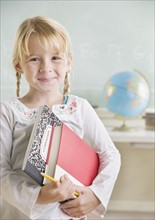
(63, 71), (70, 95)
(16, 72), (21, 97)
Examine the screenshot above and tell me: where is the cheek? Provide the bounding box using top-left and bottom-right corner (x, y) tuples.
(57, 65), (67, 76)
(22, 66), (36, 79)
(60, 72), (66, 82)
(58, 71), (66, 85)
(23, 65), (38, 75)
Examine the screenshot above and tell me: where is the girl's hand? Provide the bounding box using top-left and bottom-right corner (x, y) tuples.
(60, 186), (101, 218)
(36, 174), (75, 204)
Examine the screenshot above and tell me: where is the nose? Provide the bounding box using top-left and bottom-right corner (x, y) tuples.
(39, 60), (52, 73)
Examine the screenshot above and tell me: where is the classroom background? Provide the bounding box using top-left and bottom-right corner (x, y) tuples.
(1, 1), (154, 220)
(1, 1), (154, 108)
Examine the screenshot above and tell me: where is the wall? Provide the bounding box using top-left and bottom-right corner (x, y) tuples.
(108, 142), (154, 213)
(1, 0), (154, 107)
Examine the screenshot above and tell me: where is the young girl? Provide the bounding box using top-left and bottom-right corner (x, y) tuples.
(0, 16), (121, 219)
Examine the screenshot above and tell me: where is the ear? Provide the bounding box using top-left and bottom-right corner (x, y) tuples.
(66, 54), (72, 72)
(15, 63), (23, 74)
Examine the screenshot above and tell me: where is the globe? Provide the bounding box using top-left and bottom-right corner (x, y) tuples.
(103, 71), (150, 119)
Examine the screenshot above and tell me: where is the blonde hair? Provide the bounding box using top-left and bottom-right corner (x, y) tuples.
(12, 16), (72, 97)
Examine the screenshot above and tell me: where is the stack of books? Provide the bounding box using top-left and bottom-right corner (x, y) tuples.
(144, 108), (155, 130)
(22, 105), (99, 187)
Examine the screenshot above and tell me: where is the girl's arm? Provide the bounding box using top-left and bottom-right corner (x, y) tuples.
(82, 100), (121, 215)
(0, 103), (40, 217)
(61, 99), (121, 218)
(0, 103), (75, 217)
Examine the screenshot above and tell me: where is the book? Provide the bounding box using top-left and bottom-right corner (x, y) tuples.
(22, 105), (99, 187)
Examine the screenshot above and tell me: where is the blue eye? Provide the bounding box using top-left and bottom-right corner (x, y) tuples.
(52, 56), (60, 60)
(30, 57), (39, 61)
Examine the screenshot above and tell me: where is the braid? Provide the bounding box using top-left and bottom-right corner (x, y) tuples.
(63, 72), (70, 95)
(16, 72), (21, 97)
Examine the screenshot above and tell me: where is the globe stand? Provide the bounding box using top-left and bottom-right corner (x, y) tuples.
(113, 120), (132, 131)
(113, 116), (136, 131)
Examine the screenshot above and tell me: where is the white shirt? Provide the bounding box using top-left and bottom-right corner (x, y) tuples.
(0, 95), (121, 219)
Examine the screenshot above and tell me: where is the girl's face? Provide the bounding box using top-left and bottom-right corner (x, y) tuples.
(17, 34), (72, 94)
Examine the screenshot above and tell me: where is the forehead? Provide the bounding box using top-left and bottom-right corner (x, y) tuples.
(26, 33), (65, 55)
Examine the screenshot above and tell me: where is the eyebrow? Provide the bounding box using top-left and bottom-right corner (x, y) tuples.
(27, 52), (64, 56)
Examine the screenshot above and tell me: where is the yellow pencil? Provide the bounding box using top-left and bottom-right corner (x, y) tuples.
(41, 172), (56, 183)
(40, 172), (79, 197)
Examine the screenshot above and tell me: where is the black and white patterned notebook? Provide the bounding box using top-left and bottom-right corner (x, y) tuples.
(22, 105), (62, 185)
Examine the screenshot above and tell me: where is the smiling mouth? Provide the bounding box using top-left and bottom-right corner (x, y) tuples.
(38, 77), (56, 83)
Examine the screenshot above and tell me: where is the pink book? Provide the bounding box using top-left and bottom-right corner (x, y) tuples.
(46, 123), (99, 186)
